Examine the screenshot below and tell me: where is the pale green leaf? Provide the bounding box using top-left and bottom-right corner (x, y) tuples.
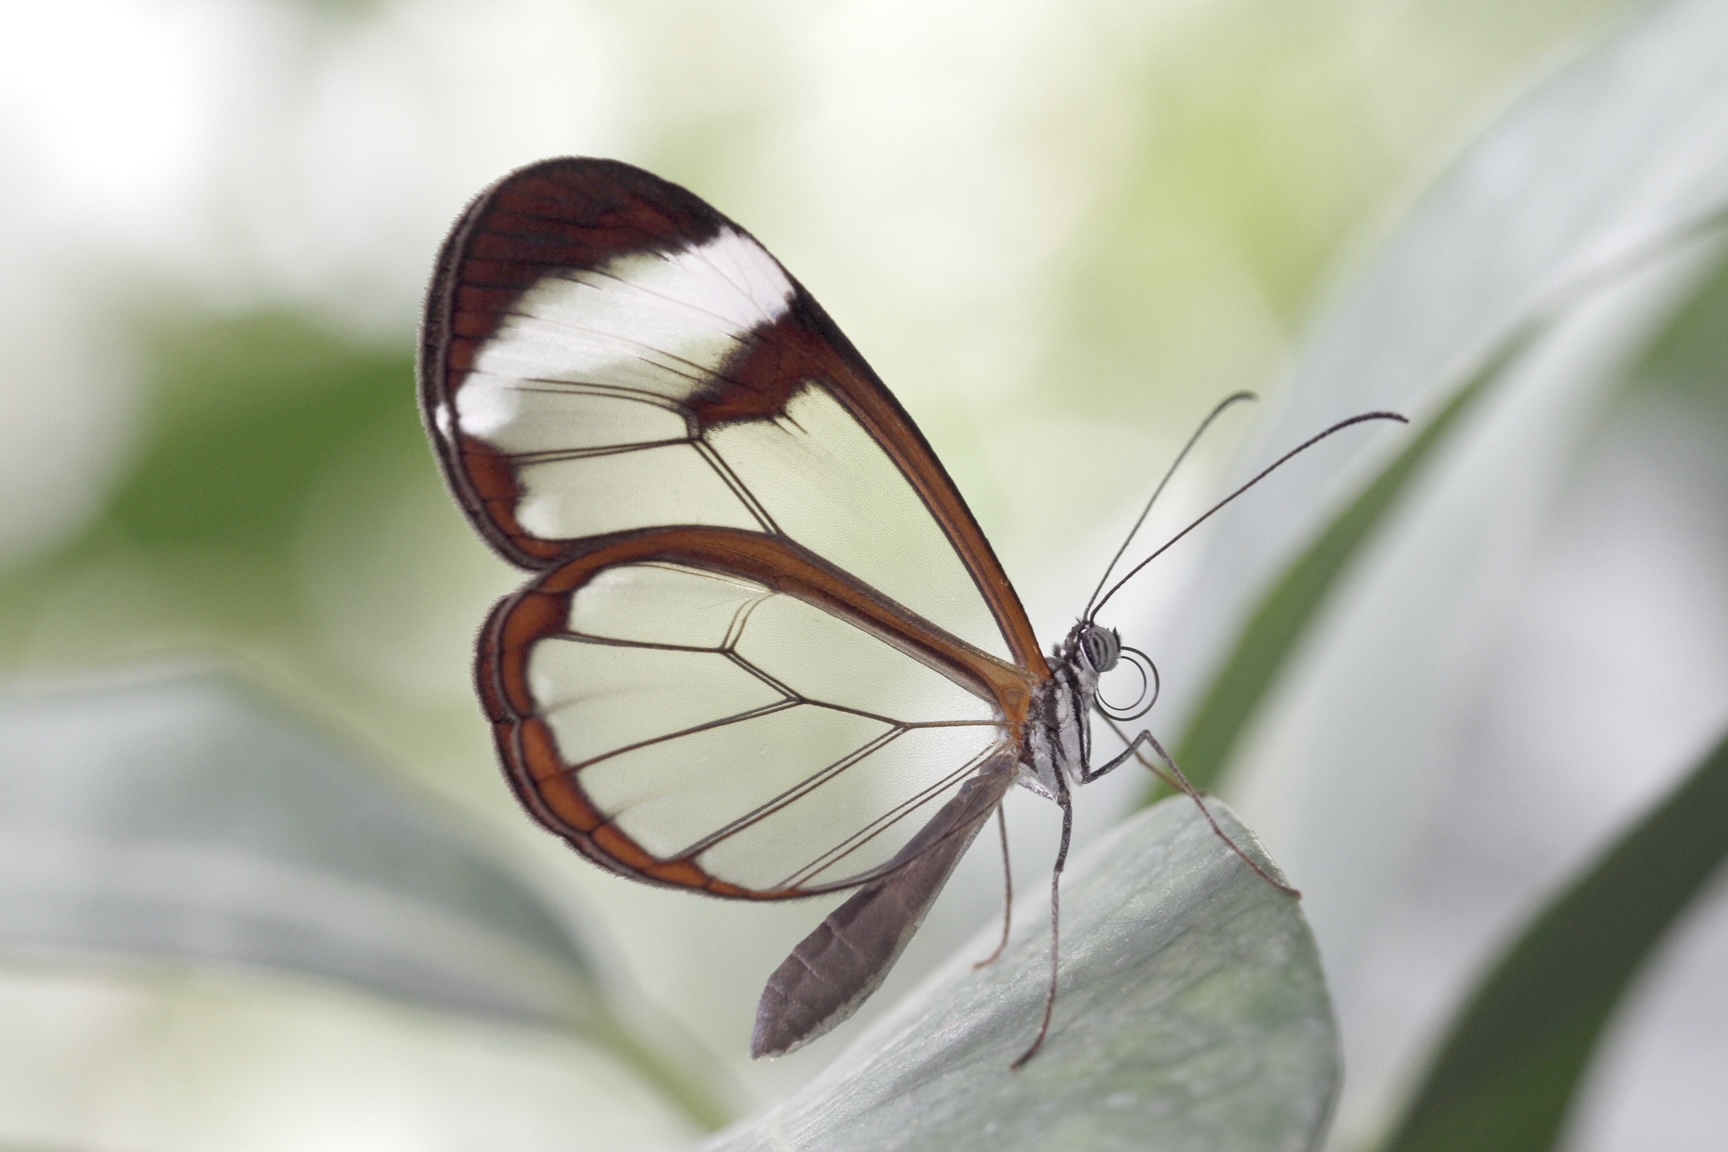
(1378, 721), (1728, 1152)
(698, 797), (1336, 1152)
(0, 666), (728, 1129)
(1143, 1), (1728, 1143)
(1156, 0), (1728, 745)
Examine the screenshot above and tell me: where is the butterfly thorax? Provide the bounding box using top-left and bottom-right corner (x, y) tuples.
(1016, 622), (1120, 799)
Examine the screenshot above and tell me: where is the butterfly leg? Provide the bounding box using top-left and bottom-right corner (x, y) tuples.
(1012, 786), (1072, 1070)
(974, 804), (1013, 969)
(1089, 718), (1299, 899)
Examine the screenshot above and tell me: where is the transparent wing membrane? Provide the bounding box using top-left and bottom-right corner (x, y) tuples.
(514, 562), (1007, 894)
(422, 159), (1050, 898)
(448, 264), (1012, 658)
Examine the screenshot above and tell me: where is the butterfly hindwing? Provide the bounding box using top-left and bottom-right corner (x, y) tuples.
(479, 529), (1025, 896)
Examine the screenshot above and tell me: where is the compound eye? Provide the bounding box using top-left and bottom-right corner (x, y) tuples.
(1079, 625), (1120, 673)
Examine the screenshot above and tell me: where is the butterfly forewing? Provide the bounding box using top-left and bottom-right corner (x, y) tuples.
(422, 158), (1044, 670)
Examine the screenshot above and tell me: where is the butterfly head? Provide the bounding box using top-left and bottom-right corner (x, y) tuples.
(1071, 622), (1121, 675)
(1064, 620), (1160, 723)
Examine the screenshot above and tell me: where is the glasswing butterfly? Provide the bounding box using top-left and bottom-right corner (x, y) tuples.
(419, 157), (1400, 1066)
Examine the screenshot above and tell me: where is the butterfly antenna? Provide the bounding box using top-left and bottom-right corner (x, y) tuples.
(1090, 411), (1408, 619)
(1083, 392), (1258, 619)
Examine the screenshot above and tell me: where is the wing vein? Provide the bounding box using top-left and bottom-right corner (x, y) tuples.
(694, 439), (781, 534)
(775, 745), (1001, 891)
(563, 698), (800, 773)
(507, 438), (694, 466)
(495, 304), (745, 390)
(670, 722), (906, 861)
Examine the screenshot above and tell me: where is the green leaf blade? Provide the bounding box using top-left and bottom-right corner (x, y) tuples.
(1379, 722), (1728, 1152)
(1172, 372), (1493, 790)
(699, 797), (1337, 1152)
(0, 668), (597, 1025)
(1156, 0), (1728, 759)
(0, 667), (731, 1130)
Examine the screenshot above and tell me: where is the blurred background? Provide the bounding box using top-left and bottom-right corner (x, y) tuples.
(6, 0), (1728, 1150)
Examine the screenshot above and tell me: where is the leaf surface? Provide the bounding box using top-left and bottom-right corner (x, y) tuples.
(1158, 0), (1728, 760)
(0, 667), (727, 1128)
(698, 797), (1337, 1152)
(1378, 722), (1728, 1152)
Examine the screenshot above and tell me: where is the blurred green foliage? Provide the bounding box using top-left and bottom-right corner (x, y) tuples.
(113, 314), (412, 554)
(1381, 723), (1728, 1152)
(1369, 222), (1728, 1152)
(0, 312), (417, 658)
(1173, 370), (1490, 792)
